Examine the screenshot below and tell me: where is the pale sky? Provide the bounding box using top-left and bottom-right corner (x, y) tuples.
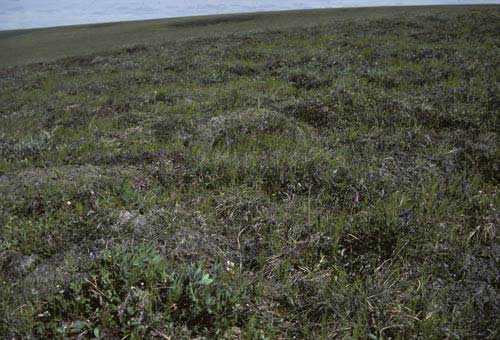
(0, 0), (499, 30)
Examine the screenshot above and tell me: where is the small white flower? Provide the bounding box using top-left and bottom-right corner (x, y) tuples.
(225, 260), (235, 272)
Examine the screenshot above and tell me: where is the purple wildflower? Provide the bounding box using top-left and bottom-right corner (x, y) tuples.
(436, 193), (445, 206)
(399, 210), (413, 227)
(88, 247), (99, 260)
(354, 191), (360, 205)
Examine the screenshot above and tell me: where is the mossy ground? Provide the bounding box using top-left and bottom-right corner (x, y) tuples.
(1, 5), (499, 339)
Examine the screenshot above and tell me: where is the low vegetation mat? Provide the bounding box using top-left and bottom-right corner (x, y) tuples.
(0, 5), (499, 339)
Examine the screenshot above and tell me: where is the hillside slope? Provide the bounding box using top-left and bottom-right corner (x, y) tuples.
(1, 5), (499, 339)
(0, 5), (497, 67)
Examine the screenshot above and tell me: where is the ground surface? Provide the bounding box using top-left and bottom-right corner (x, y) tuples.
(0, 5), (499, 339)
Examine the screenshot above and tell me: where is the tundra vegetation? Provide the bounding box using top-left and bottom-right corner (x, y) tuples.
(0, 5), (499, 339)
